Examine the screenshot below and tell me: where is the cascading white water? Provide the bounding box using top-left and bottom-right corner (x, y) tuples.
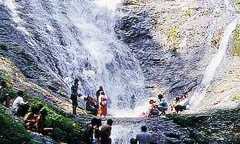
(189, 17), (239, 109)
(2, 0), (149, 114)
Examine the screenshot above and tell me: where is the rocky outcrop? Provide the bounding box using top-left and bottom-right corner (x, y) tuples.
(115, 0), (237, 101)
(0, 4), (68, 96)
(168, 108), (240, 143)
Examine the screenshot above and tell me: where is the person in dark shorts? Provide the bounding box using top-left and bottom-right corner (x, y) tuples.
(100, 119), (113, 144)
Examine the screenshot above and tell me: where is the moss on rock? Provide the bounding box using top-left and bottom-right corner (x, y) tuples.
(167, 108), (240, 143)
(233, 24), (240, 56)
(0, 105), (32, 144)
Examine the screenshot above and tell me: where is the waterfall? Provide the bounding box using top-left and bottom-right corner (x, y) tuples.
(2, 0), (148, 114)
(189, 17), (239, 109)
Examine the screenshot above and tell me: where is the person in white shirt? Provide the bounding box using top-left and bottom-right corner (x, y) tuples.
(11, 91), (28, 116)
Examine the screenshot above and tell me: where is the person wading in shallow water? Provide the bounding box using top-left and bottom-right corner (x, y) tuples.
(70, 78), (81, 115)
(100, 119), (113, 144)
(136, 126), (153, 144)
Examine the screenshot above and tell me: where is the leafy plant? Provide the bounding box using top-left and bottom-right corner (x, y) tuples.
(235, 0), (240, 11)
(0, 105), (31, 144)
(29, 99), (84, 143)
(233, 24), (240, 56)
(184, 9), (193, 17)
(167, 26), (181, 50)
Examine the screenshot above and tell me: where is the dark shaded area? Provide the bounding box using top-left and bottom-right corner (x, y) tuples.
(167, 108), (240, 143)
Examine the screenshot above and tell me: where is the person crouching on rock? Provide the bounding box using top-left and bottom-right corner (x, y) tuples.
(98, 91), (108, 118)
(158, 99), (168, 115)
(148, 99), (159, 117)
(11, 91), (29, 117)
(70, 78), (82, 115)
(36, 108), (53, 135)
(24, 104), (43, 132)
(171, 97), (186, 113)
(84, 96), (98, 115)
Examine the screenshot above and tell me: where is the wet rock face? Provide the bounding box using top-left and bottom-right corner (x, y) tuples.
(0, 5), (68, 95)
(0, 0), (148, 105)
(168, 108), (240, 143)
(115, 5), (201, 99)
(115, 0), (235, 100)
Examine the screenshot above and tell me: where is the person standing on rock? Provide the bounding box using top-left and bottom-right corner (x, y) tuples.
(98, 91), (108, 118)
(158, 94), (164, 102)
(82, 118), (98, 144)
(136, 126), (153, 144)
(96, 86), (104, 105)
(70, 78), (81, 115)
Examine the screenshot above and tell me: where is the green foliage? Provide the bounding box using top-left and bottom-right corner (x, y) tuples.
(0, 70), (12, 86)
(0, 72), (17, 102)
(232, 94), (240, 101)
(233, 24), (240, 56)
(184, 9), (193, 17)
(0, 105), (31, 144)
(29, 99), (84, 143)
(168, 108), (240, 143)
(167, 26), (181, 49)
(235, 0), (240, 11)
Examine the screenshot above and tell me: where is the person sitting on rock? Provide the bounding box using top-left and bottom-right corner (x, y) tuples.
(84, 96), (98, 115)
(148, 99), (159, 117)
(158, 99), (168, 115)
(24, 104), (43, 131)
(70, 78), (82, 115)
(98, 91), (108, 118)
(100, 119), (113, 144)
(36, 108), (53, 135)
(136, 126), (153, 144)
(0, 81), (11, 108)
(11, 91), (29, 117)
(174, 105), (187, 114)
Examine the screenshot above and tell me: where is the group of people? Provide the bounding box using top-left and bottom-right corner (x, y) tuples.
(83, 118), (113, 144)
(148, 94), (188, 117)
(70, 78), (109, 117)
(148, 94), (168, 117)
(0, 80), (52, 135)
(0, 81), (29, 116)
